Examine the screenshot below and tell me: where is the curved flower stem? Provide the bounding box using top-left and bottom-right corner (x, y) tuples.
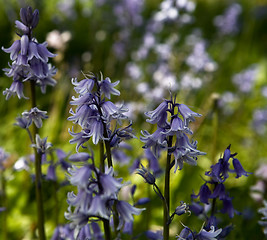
(163, 135), (173, 240)
(30, 81), (46, 240)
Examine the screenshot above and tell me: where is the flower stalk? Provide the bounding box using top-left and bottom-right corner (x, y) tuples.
(163, 136), (173, 240)
(30, 81), (46, 240)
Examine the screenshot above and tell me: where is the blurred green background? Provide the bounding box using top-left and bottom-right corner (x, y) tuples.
(0, 0), (267, 239)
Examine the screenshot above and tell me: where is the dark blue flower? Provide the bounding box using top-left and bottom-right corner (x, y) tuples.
(221, 196), (235, 218)
(136, 164), (156, 185)
(232, 158), (251, 178)
(91, 222), (104, 240)
(192, 183), (211, 205)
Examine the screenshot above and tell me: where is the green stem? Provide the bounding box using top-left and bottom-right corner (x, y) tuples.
(163, 136), (173, 240)
(0, 171), (7, 240)
(103, 219), (112, 240)
(103, 124), (113, 168)
(99, 141), (111, 240)
(30, 81), (46, 240)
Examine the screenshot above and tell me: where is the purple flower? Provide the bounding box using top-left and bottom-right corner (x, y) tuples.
(192, 183), (212, 205)
(178, 104), (201, 126)
(99, 77), (120, 99)
(116, 200), (145, 225)
(22, 107), (48, 128)
(67, 165), (91, 188)
(221, 196), (235, 218)
(91, 222), (104, 240)
(14, 116), (31, 129)
(196, 226), (222, 240)
(46, 163), (57, 181)
(2, 7), (57, 99)
(3, 80), (27, 100)
(232, 158), (251, 178)
(68, 152), (91, 162)
(31, 134), (52, 154)
(85, 118), (104, 145)
(214, 3), (242, 36)
(77, 224), (92, 239)
(210, 183), (226, 200)
(145, 101), (168, 124)
(99, 168), (123, 195)
(87, 195), (110, 219)
(175, 201), (190, 216)
(136, 164), (156, 185)
(72, 76), (95, 95)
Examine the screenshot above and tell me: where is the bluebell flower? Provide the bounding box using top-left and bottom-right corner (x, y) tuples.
(116, 200), (145, 227)
(135, 197), (150, 206)
(141, 95), (205, 172)
(71, 76), (95, 95)
(196, 226), (222, 240)
(145, 101), (168, 124)
(174, 201), (190, 216)
(221, 196), (235, 218)
(68, 73), (132, 150)
(145, 230), (163, 240)
(14, 115), (32, 129)
(177, 227), (193, 240)
(56, 149), (71, 171)
(2, 6), (57, 99)
(178, 104), (202, 126)
(189, 201), (204, 216)
(3, 80), (27, 100)
(46, 163), (57, 181)
(91, 222), (104, 240)
(87, 194), (110, 219)
(67, 165), (92, 189)
(22, 107), (48, 128)
(69, 128), (90, 152)
(51, 224), (74, 240)
(192, 183), (211, 205)
(77, 224), (92, 239)
(99, 167), (123, 195)
(136, 164), (156, 185)
(232, 158), (251, 178)
(123, 220), (133, 235)
(69, 152), (91, 162)
(31, 134), (52, 154)
(209, 183), (226, 200)
(99, 77), (120, 99)
(64, 206), (90, 228)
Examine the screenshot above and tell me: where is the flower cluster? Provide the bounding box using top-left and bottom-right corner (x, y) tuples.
(68, 73), (134, 150)
(2, 6), (56, 100)
(190, 145), (251, 238)
(141, 95), (205, 172)
(65, 158), (144, 234)
(258, 200), (267, 238)
(213, 3), (242, 36)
